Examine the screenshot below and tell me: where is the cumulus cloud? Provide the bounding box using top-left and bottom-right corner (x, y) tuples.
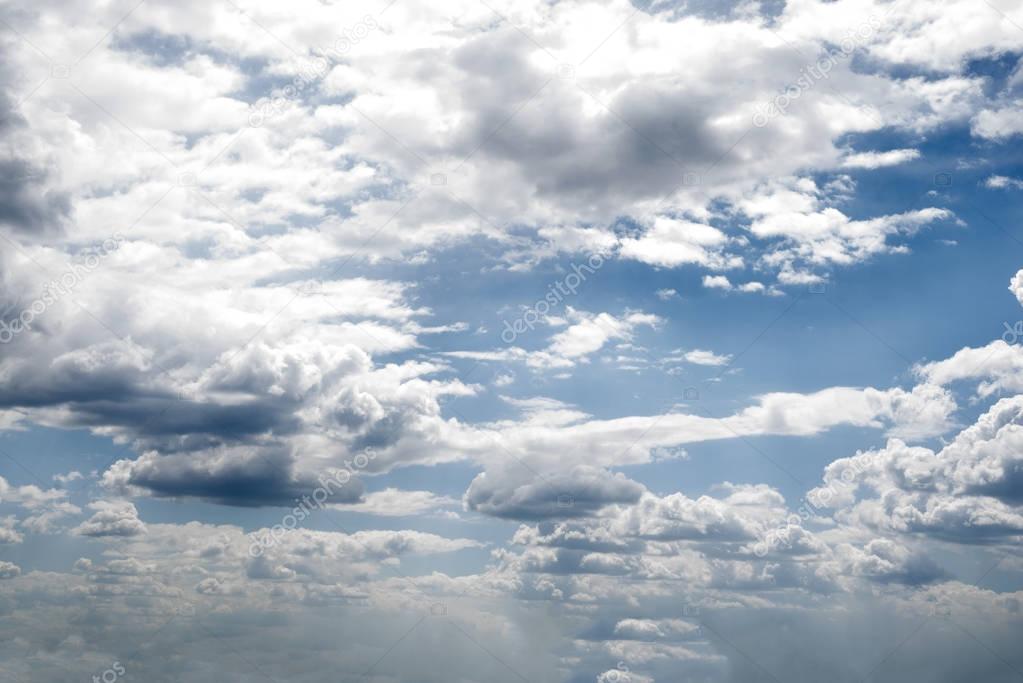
(916, 339), (1023, 398)
(0, 517), (23, 545)
(465, 467), (646, 520)
(0, 1), (1021, 681)
(809, 396), (1023, 542)
(73, 501), (147, 537)
(619, 217), (739, 269)
(973, 107), (1023, 140)
(985, 175), (1023, 190)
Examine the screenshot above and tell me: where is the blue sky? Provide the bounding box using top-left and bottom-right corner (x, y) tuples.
(2, 1), (1023, 682)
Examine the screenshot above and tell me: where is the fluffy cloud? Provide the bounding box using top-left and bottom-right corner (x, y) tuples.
(465, 467), (646, 520)
(619, 217), (739, 269)
(916, 339), (1023, 398)
(73, 501), (147, 537)
(985, 175), (1023, 190)
(0, 517), (22, 545)
(0, 1), (1021, 681)
(742, 179), (955, 272)
(972, 106), (1023, 140)
(809, 396), (1023, 542)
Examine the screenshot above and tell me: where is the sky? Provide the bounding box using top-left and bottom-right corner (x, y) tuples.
(1, 0), (1023, 681)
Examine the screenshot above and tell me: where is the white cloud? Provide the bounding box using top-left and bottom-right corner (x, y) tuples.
(702, 275), (732, 290)
(446, 309), (661, 371)
(335, 488), (460, 517)
(915, 339), (1023, 398)
(73, 501), (147, 538)
(973, 107), (1023, 140)
(700, 275), (766, 293)
(0, 517), (22, 545)
(841, 148), (921, 169)
(985, 175), (1023, 190)
(743, 179), (954, 268)
(0, 3), (1021, 680)
(677, 349), (732, 367)
(619, 217), (738, 269)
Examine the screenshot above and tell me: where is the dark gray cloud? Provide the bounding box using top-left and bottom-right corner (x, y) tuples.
(465, 467), (645, 520)
(0, 158), (71, 236)
(105, 446), (365, 507)
(0, 51), (70, 237)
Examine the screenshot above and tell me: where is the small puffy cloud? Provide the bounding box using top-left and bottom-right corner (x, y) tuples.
(701, 275), (764, 293)
(702, 275), (733, 290)
(493, 372), (516, 387)
(619, 217), (739, 269)
(614, 618), (701, 641)
(0, 517), (23, 545)
(544, 311), (660, 364)
(0, 561), (21, 579)
(73, 501), (147, 537)
(984, 175), (1023, 190)
(53, 471), (84, 485)
(841, 149), (920, 169)
(677, 349), (732, 367)
(972, 107), (1023, 140)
